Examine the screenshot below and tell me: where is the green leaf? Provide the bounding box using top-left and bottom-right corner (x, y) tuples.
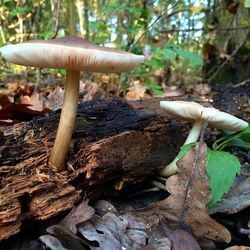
(213, 124), (250, 150)
(206, 149), (241, 207)
(144, 79), (163, 96)
(103, 5), (116, 15)
(176, 49), (203, 67)
(155, 47), (176, 61)
(176, 143), (195, 159)
(150, 57), (164, 68)
(128, 26), (139, 36)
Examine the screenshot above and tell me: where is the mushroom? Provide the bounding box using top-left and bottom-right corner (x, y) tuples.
(0, 36), (145, 170)
(159, 100), (248, 176)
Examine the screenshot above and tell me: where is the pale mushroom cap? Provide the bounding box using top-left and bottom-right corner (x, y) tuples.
(160, 100), (248, 131)
(0, 36), (145, 73)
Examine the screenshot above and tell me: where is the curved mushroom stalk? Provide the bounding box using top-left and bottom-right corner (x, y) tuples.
(158, 100), (248, 177)
(159, 120), (203, 177)
(49, 70), (80, 170)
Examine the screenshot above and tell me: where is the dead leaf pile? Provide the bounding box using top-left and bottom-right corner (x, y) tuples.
(40, 199), (149, 250)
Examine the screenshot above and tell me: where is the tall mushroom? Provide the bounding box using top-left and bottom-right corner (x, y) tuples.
(0, 36), (145, 170)
(159, 100), (248, 176)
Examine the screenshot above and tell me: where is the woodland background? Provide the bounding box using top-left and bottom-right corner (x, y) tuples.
(0, 0), (250, 97)
(0, 1), (250, 248)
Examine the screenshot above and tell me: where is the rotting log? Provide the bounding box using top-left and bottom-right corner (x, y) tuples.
(0, 83), (249, 240)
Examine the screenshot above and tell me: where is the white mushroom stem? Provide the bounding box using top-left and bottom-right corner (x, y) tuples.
(49, 70), (80, 170)
(159, 120), (203, 177)
(184, 120), (203, 144)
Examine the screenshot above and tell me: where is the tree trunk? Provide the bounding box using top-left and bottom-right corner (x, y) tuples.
(203, 0), (250, 84)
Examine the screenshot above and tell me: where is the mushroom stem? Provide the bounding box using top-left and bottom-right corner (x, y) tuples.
(159, 119), (203, 177)
(184, 120), (203, 144)
(49, 70), (80, 170)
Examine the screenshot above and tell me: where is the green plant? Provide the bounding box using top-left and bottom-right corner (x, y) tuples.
(129, 43), (203, 95)
(177, 124), (250, 207)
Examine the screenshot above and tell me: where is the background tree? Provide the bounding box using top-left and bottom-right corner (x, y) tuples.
(0, 0), (249, 88)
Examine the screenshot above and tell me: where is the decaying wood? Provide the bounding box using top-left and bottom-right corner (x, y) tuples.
(0, 83), (249, 240)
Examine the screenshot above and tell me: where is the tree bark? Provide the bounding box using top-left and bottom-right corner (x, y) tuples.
(0, 85), (249, 240)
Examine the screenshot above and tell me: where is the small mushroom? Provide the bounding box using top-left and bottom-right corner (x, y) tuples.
(1, 36), (145, 170)
(159, 100), (248, 176)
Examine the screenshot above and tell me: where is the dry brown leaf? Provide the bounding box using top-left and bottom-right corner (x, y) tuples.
(154, 143), (231, 243)
(21, 92), (44, 111)
(144, 218), (171, 250)
(170, 229), (201, 250)
(41, 224), (89, 250)
(45, 85), (64, 111)
(93, 200), (119, 217)
(0, 93), (12, 107)
(77, 212), (148, 250)
(125, 80), (152, 101)
(60, 199), (95, 234)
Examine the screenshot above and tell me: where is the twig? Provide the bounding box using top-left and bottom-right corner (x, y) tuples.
(128, 3), (183, 52)
(51, 0), (62, 39)
(159, 25), (250, 33)
(207, 28), (250, 83)
(233, 78), (250, 87)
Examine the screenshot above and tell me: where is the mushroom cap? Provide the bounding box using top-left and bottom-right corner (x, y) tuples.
(160, 100), (248, 131)
(0, 36), (145, 73)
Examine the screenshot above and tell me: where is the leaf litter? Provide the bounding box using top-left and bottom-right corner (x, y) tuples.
(1, 81), (249, 248)
(38, 139), (250, 249)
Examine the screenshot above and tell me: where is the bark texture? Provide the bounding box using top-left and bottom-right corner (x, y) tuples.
(0, 84), (249, 240)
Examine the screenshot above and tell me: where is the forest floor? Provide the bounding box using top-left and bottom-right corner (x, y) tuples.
(0, 78), (250, 250)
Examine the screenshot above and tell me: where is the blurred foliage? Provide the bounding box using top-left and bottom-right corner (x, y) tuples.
(0, 0), (250, 91)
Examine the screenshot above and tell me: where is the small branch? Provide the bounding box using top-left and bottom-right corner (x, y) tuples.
(128, 3), (182, 52)
(51, 0), (62, 39)
(207, 28), (250, 83)
(159, 25), (250, 33)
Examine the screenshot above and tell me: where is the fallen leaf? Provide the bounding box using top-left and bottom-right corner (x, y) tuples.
(125, 80), (152, 101)
(0, 93), (12, 107)
(60, 199), (95, 234)
(93, 200), (119, 217)
(170, 229), (201, 250)
(40, 235), (69, 250)
(21, 91), (44, 111)
(45, 85), (64, 111)
(153, 143), (231, 243)
(40, 225), (89, 250)
(0, 91), (51, 124)
(77, 212), (148, 250)
(0, 103), (51, 123)
(144, 218), (172, 250)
